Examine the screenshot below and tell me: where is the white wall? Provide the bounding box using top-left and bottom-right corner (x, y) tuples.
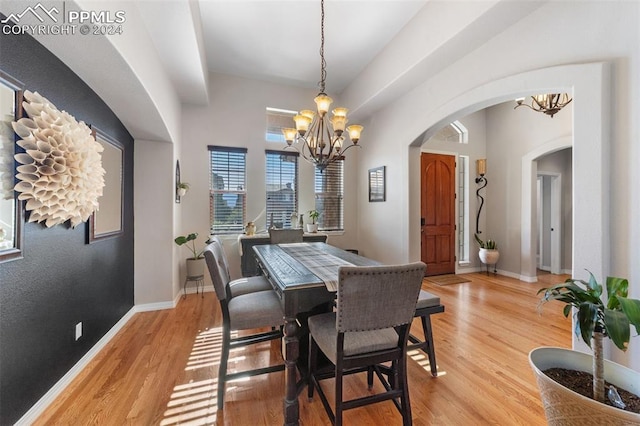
(180, 73), (361, 280)
(134, 139), (176, 305)
(354, 1), (639, 370)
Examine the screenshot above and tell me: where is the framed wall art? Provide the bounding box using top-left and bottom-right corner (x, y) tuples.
(368, 166), (386, 202)
(88, 126), (124, 243)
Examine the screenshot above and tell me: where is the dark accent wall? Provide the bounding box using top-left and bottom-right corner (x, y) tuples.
(0, 27), (135, 424)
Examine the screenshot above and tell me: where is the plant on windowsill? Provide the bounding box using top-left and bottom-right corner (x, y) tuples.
(307, 209), (320, 233)
(531, 271), (640, 423)
(174, 232), (205, 277)
(474, 233), (499, 265)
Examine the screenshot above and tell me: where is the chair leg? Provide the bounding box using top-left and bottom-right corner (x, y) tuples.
(308, 334), (317, 400)
(335, 363), (343, 426)
(367, 366), (374, 389)
(217, 326), (230, 410)
(398, 355), (412, 426)
(420, 315), (438, 377)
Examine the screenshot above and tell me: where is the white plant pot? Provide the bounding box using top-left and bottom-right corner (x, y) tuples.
(529, 347), (640, 425)
(479, 248), (500, 265)
(306, 223), (318, 233)
(186, 257), (205, 278)
(177, 187), (187, 197)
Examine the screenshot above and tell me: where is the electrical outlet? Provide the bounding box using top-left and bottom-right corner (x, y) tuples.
(75, 322), (82, 341)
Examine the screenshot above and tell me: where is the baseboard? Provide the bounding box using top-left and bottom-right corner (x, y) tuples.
(518, 272), (538, 283)
(15, 307), (137, 426)
(135, 299), (176, 312)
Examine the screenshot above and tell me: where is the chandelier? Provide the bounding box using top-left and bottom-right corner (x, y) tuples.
(281, 0), (362, 172)
(514, 93), (572, 118)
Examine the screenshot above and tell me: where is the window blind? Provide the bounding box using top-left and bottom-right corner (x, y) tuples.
(208, 146), (247, 233)
(314, 160), (343, 231)
(266, 108), (296, 143)
(266, 150), (298, 229)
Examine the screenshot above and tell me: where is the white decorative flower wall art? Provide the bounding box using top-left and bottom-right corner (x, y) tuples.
(12, 90), (105, 228)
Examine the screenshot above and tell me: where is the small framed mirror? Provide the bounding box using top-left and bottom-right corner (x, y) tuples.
(88, 126), (124, 243)
(0, 70), (24, 262)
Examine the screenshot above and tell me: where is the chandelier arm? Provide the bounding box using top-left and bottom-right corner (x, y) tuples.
(297, 136), (316, 164)
(339, 143), (360, 155)
(323, 119), (334, 157)
(514, 103), (537, 112)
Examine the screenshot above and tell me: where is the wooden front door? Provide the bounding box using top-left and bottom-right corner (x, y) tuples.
(421, 153), (456, 276)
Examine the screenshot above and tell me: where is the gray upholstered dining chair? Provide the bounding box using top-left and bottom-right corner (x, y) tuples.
(307, 262), (426, 426)
(203, 242), (285, 410)
(269, 228), (303, 244)
(209, 236), (272, 297)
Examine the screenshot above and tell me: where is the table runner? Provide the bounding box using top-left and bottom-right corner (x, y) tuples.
(279, 243), (353, 292)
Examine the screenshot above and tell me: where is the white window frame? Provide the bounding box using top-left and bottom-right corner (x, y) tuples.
(265, 150), (299, 229)
(208, 145), (247, 234)
(314, 161), (344, 231)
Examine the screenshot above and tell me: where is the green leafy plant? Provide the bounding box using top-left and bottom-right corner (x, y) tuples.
(308, 209), (320, 224)
(174, 232), (204, 259)
(177, 182), (190, 190)
(474, 233), (497, 250)
(538, 270), (640, 402)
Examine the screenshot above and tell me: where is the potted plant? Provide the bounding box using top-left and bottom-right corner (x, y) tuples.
(176, 182), (190, 197)
(307, 209), (320, 233)
(174, 232), (205, 277)
(474, 233), (499, 266)
(531, 271), (640, 424)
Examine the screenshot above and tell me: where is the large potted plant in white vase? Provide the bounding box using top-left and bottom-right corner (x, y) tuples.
(532, 271), (640, 424)
(174, 232), (205, 277)
(474, 233), (499, 266)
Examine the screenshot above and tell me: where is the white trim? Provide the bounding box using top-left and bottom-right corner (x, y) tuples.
(135, 299), (176, 313)
(550, 173), (562, 274)
(15, 307), (137, 426)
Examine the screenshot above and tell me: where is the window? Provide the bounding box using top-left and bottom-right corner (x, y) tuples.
(209, 146), (247, 233)
(458, 155), (470, 262)
(434, 120), (468, 144)
(266, 107), (297, 143)
(266, 150), (298, 229)
(314, 161), (343, 231)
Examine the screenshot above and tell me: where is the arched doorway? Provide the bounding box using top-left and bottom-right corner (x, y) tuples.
(407, 63), (610, 353)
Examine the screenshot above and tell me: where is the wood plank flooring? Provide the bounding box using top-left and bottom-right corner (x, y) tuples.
(34, 272), (571, 425)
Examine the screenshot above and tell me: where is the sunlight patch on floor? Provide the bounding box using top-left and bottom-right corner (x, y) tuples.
(161, 327), (227, 425)
(408, 349), (446, 376)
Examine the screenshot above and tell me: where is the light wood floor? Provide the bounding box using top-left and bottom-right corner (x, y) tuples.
(34, 272), (571, 425)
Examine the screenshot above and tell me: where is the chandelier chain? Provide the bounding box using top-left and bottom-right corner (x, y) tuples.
(318, 0), (326, 93)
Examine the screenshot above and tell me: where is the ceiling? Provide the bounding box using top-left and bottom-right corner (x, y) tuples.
(0, 0), (543, 141)
(141, 0), (427, 101)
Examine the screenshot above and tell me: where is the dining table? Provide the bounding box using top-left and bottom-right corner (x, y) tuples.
(252, 242), (380, 426)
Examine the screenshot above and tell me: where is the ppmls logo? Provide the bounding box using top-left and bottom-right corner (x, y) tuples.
(1, 3), (60, 24)
(2, 2), (126, 36)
